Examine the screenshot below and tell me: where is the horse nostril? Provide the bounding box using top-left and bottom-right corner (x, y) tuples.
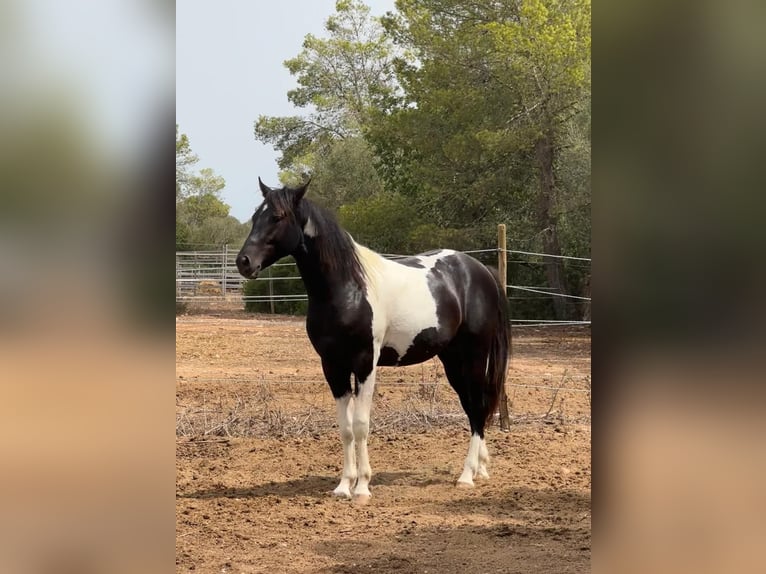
(237, 254), (250, 269)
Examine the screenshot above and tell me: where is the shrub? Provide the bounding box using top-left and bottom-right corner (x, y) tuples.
(242, 257), (308, 315)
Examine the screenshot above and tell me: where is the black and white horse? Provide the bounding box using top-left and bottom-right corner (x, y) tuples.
(236, 179), (510, 503)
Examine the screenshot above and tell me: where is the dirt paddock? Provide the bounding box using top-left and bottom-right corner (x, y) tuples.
(176, 312), (591, 573)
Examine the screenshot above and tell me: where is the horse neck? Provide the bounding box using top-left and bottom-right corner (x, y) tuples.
(291, 236), (356, 300)
(292, 241), (326, 298)
(290, 201), (368, 299)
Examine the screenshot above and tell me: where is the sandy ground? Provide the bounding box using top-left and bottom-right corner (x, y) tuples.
(176, 312), (591, 573)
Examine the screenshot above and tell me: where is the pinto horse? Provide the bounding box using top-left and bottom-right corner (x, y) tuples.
(236, 179), (510, 503)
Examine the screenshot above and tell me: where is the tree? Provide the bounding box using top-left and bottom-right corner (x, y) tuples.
(251, 1), (590, 320)
(485, 0), (591, 319)
(175, 126), (248, 249)
(379, 0), (591, 318)
(299, 137), (385, 212)
(177, 193), (229, 228)
(254, 0), (398, 205)
(176, 124), (198, 200)
(284, 0), (400, 128)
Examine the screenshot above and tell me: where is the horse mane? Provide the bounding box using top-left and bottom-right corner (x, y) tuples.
(266, 188), (367, 290)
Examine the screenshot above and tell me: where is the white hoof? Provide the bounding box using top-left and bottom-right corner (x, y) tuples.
(353, 494), (371, 505)
(333, 484), (353, 498)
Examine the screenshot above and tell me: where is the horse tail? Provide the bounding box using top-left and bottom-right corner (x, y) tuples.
(483, 267), (511, 428)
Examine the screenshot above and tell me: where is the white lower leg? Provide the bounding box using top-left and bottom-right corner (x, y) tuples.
(477, 438), (490, 479)
(457, 433), (482, 486)
(333, 394), (356, 498)
(352, 414), (371, 498)
(352, 365), (377, 500)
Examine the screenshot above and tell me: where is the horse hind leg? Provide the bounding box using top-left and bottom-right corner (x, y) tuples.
(440, 347), (490, 487)
(457, 436), (490, 486)
(477, 439), (490, 479)
(464, 389), (493, 482)
(457, 434), (484, 487)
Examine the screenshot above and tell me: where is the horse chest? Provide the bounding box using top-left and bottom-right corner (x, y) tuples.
(305, 293), (374, 355)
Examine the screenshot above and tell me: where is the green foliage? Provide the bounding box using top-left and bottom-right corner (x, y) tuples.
(254, 0), (398, 181)
(338, 191), (492, 255)
(187, 167), (226, 198)
(178, 193), (229, 227)
(284, 0), (398, 126)
(187, 215), (249, 249)
(298, 137), (385, 212)
(176, 219), (191, 250)
(242, 258), (308, 315)
(250, 0), (591, 319)
(176, 190), (245, 250)
(254, 115), (322, 172)
(375, 0), (591, 319)
(339, 192), (417, 253)
(176, 126), (249, 250)
(176, 124), (199, 200)
(176, 193), (249, 250)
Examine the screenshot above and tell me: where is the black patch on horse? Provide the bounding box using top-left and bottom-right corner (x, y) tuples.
(395, 327), (444, 366)
(390, 256), (425, 269)
(378, 346), (400, 366)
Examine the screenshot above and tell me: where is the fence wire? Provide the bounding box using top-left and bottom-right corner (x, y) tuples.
(177, 244), (591, 322)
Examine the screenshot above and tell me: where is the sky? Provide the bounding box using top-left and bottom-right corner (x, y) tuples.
(177, 0), (396, 223)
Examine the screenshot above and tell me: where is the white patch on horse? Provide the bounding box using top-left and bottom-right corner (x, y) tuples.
(351, 345), (380, 502)
(333, 393), (356, 498)
(355, 245), (456, 360)
(304, 217), (317, 237)
(416, 250), (457, 268)
(477, 438), (490, 479)
(457, 433), (483, 486)
(254, 200), (268, 217)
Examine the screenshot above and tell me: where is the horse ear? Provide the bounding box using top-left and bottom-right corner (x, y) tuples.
(293, 178), (311, 202)
(258, 177), (272, 198)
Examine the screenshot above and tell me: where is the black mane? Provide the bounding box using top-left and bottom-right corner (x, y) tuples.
(266, 187), (366, 289)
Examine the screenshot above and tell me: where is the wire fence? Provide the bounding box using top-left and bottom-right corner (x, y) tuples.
(176, 244), (591, 327)
(177, 375), (591, 394)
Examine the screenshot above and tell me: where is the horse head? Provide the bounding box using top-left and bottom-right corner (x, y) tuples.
(235, 178), (310, 279)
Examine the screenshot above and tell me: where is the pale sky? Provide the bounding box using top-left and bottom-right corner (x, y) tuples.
(176, 0), (396, 223)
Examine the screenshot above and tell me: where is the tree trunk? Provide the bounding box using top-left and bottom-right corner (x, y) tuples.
(535, 131), (571, 321)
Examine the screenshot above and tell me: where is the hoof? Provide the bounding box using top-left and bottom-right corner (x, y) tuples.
(353, 494), (371, 506)
(332, 488), (352, 499)
(456, 480), (474, 489)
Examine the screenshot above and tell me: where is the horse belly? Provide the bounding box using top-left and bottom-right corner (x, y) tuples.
(378, 320), (450, 367)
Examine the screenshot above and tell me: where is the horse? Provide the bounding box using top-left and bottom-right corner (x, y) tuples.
(236, 178), (510, 504)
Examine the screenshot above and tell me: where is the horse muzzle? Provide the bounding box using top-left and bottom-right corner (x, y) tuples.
(235, 253), (261, 279)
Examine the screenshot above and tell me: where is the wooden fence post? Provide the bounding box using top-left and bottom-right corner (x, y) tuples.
(497, 224), (511, 431)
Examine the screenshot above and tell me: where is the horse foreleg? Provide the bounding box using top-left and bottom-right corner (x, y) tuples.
(333, 393), (356, 498)
(352, 360), (378, 504)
